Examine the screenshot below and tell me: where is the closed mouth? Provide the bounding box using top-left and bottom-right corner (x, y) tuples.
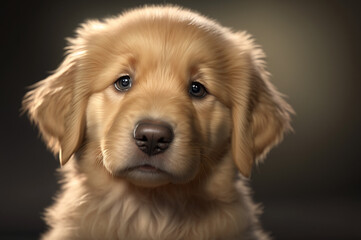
(126, 164), (165, 174)
(137, 164), (160, 172)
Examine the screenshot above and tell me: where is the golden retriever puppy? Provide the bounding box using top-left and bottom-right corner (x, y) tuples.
(23, 5), (293, 240)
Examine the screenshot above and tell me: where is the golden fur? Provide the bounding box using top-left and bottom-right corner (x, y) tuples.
(23, 5), (293, 240)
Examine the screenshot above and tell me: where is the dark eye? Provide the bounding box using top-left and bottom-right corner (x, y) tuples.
(189, 81), (207, 98)
(114, 75), (132, 91)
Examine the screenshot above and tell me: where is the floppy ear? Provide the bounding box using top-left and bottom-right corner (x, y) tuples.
(22, 51), (87, 166)
(231, 32), (294, 178)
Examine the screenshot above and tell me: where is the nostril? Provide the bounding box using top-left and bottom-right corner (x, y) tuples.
(135, 135), (148, 142)
(133, 120), (174, 156)
(158, 137), (172, 144)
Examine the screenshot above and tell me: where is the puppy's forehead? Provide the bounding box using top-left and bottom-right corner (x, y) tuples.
(84, 9), (231, 67)
(116, 18), (220, 65)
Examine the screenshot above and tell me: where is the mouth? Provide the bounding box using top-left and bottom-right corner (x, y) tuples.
(127, 164), (164, 174)
(114, 163), (171, 187)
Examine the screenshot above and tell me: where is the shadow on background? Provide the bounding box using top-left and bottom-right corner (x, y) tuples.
(1, 0), (360, 239)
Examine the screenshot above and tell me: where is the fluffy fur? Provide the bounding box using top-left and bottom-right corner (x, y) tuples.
(23, 5), (293, 240)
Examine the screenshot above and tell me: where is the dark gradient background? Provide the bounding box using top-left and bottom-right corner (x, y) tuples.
(2, 0), (361, 239)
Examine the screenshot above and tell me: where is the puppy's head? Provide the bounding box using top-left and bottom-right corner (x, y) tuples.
(23, 6), (293, 187)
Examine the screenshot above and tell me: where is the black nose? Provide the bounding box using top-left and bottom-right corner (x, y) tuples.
(133, 120), (174, 156)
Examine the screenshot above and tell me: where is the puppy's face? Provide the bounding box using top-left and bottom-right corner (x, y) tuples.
(23, 6), (293, 188)
(85, 19), (233, 187)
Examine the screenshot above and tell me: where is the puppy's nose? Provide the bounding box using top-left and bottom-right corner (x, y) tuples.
(133, 120), (174, 156)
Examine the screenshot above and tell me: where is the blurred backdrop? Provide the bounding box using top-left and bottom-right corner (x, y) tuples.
(1, 0), (360, 239)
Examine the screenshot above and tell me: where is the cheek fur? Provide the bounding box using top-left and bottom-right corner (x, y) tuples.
(194, 96), (232, 153)
(86, 89), (126, 140)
